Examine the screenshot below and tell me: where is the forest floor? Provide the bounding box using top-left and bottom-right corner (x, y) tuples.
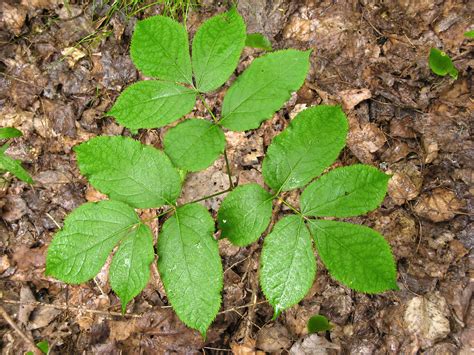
(0, 0), (473, 353)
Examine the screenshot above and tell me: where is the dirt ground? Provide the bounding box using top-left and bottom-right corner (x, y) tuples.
(0, 0), (473, 353)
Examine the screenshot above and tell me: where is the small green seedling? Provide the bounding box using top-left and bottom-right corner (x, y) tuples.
(464, 30), (474, 38)
(45, 7), (397, 337)
(429, 48), (458, 80)
(0, 128), (33, 184)
(26, 340), (49, 355)
(307, 314), (332, 333)
(245, 33), (272, 51)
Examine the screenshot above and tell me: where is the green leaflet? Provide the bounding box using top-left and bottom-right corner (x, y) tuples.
(110, 223), (154, 312)
(307, 314), (332, 333)
(192, 7), (246, 92)
(46, 200), (139, 284)
(131, 16), (192, 83)
(0, 127), (22, 139)
(107, 81), (196, 130)
(217, 184), (273, 246)
(262, 105), (348, 192)
(465, 30), (474, 38)
(429, 48), (458, 80)
(301, 165), (390, 217)
(75, 136), (181, 209)
(220, 49), (310, 131)
(157, 203), (223, 336)
(307, 220), (398, 293)
(0, 148), (33, 184)
(260, 215), (316, 318)
(164, 119), (225, 172)
(245, 33), (272, 51)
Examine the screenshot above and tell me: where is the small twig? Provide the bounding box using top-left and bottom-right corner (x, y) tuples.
(0, 305), (42, 355)
(224, 255), (251, 274)
(45, 213), (62, 229)
(218, 300), (268, 315)
(1, 299), (144, 318)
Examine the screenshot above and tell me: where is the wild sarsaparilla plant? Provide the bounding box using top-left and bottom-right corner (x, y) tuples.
(46, 8), (397, 336)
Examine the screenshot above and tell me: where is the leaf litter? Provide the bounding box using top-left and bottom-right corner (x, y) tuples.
(0, 0), (472, 353)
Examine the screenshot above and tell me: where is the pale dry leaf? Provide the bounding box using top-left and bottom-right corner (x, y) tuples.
(339, 88), (371, 111)
(404, 292), (450, 348)
(289, 334), (340, 355)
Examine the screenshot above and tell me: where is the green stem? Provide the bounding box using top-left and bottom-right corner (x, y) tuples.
(141, 207), (175, 224)
(197, 92), (219, 124)
(196, 92), (234, 190)
(223, 148), (234, 190)
(278, 197), (306, 219)
(185, 188), (230, 205)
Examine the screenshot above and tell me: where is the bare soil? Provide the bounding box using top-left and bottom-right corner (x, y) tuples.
(0, 0), (472, 353)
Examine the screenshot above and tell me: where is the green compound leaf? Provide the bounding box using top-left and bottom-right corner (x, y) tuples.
(157, 203), (223, 337)
(110, 223), (154, 312)
(429, 48), (458, 80)
(465, 30), (474, 38)
(164, 119), (225, 172)
(46, 200), (139, 284)
(307, 220), (398, 293)
(220, 49), (310, 131)
(0, 149), (33, 184)
(301, 165), (390, 217)
(107, 80), (196, 130)
(245, 33), (272, 51)
(307, 314), (332, 333)
(0, 127), (22, 139)
(217, 184), (273, 246)
(260, 215), (316, 318)
(75, 136), (181, 209)
(262, 105), (348, 193)
(131, 16), (192, 83)
(192, 7), (246, 92)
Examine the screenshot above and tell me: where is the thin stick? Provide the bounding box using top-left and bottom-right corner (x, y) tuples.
(218, 300), (268, 315)
(1, 299), (144, 318)
(0, 305), (42, 355)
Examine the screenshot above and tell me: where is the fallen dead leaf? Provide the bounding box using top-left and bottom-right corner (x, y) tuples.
(339, 88), (371, 111)
(1, 3), (27, 35)
(387, 162), (423, 205)
(414, 188), (465, 222)
(61, 47), (86, 68)
(289, 334), (340, 355)
(404, 292), (450, 349)
(256, 323), (292, 352)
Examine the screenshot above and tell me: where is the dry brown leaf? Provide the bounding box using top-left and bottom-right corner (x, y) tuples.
(414, 188), (465, 222)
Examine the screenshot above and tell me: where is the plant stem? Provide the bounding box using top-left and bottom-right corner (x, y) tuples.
(223, 148), (234, 190)
(278, 197), (306, 219)
(185, 188), (230, 204)
(196, 92), (234, 190)
(141, 189), (230, 224)
(141, 207), (175, 224)
(197, 92), (219, 124)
